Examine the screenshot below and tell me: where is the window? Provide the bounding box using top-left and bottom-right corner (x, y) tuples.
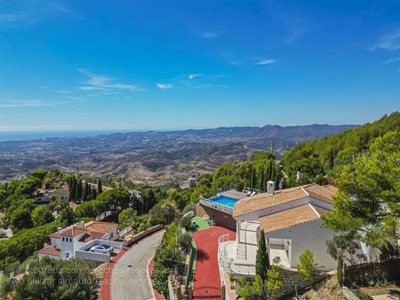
(62, 237), (65, 241)
(65, 251), (70, 258)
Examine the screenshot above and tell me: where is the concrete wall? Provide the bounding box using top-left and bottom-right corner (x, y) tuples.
(75, 250), (110, 262)
(126, 224), (163, 246)
(265, 219), (336, 271)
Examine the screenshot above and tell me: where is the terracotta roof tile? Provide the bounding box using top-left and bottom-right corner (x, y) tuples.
(49, 232), (60, 239)
(37, 247), (61, 257)
(57, 221), (118, 238)
(233, 186), (307, 217)
(304, 184), (338, 204)
(259, 204), (323, 233)
(233, 184), (337, 218)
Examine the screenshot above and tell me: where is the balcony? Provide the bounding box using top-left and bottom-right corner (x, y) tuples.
(217, 234), (256, 277)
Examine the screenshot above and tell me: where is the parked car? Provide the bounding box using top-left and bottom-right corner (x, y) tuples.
(89, 244), (114, 254)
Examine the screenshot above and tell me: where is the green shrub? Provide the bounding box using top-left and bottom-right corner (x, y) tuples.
(148, 218), (165, 226)
(179, 216), (191, 230)
(182, 203), (196, 216)
(0, 275), (11, 297)
(177, 232), (193, 251)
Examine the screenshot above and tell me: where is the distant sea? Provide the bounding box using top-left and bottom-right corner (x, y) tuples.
(0, 130), (134, 142)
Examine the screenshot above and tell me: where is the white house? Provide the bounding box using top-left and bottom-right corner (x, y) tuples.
(38, 221), (118, 261)
(218, 182), (340, 277)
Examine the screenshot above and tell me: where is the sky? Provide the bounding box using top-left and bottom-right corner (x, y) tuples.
(0, 0), (400, 132)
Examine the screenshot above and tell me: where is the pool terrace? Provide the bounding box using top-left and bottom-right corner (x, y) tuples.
(199, 190), (249, 215)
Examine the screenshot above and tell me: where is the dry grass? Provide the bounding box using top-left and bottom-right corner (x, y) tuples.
(289, 276), (346, 300)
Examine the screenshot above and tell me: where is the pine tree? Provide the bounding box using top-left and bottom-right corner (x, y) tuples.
(256, 229), (269, 282)
(97, 179), (103, 194)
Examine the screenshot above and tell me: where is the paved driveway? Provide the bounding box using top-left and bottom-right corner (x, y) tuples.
(110, 230), (164, 300)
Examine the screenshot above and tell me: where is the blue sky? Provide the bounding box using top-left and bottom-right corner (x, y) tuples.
(0, 0), (400, 131)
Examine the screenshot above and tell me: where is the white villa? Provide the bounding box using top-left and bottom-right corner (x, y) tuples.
(218, 182), (340, 277)
(38, 220), (119, 261)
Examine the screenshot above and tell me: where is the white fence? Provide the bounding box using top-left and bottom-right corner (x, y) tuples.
(199, 197), (234, 215)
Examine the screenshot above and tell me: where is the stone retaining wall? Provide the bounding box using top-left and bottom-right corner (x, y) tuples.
(278, 267), (327, 297)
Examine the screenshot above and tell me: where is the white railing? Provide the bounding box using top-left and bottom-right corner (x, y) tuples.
(217, 234), (256, 276)
(199, 198), (234, 215)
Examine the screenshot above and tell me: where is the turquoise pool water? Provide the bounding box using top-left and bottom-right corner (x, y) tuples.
(206, 195), (238, 208)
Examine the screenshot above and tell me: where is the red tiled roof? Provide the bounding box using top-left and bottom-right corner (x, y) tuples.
(49, 232), (60, 239)
(49, 221), (118, 241)
(37, 247), (61, 257)
(79, 231), (105, 242)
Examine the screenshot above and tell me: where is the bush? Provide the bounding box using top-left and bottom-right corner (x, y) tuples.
(182, 203), (196, 216)
(177, 232), (192, 251)
(148, 218), (165, 226)
(179, 216), (191, 230)
(0, 276), (11, 297)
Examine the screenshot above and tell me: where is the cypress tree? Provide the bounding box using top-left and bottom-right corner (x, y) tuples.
(70, 176), (76, 201)
(274, 173), (279, 190)
(259, 168), (265, 191)
(76, 180), (82, 200)
(329, 147), (334, 170)
(98, 179), (103, 194)
(91, 187), (97, 200)
(83, 182), (88, 202)
(251, 167), (256, 190)
(256, 229), (269, 283)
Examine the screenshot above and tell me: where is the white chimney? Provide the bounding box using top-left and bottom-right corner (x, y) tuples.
(81, 221), (85, 227)
(267, 181), (275, 196)
(58, 227), (62, 234)
(296, 171), (303, 181)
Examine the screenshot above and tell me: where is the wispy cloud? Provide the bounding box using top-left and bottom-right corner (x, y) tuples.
(57, 90), (71, 94)
(78, 68), (140, 92)
(283, 27), (307, 45)
(0, 0), (69, 28)
(255, 59), (276, 65)
(0, 100), (48, 108)
(192, 84), (227, 89)
(198, 31), (218, 39)
(372, 28), (400, 51)
(189, 74), (202, 79)
(156, 83), (173, 89)
(383, 57), (400, 64)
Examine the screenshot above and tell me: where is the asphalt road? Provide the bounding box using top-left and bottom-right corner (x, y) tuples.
(110, 230), (165, 300)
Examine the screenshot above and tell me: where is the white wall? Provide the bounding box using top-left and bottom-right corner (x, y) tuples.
(265, 219), (336, 271)
(39, 253), (61, 262)
(50, 237), (60, 248)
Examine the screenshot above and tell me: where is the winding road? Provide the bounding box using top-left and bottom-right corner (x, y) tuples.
(110, 230), (164, 300)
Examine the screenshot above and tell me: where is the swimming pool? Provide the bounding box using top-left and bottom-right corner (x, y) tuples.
(205, 195), (239, 208)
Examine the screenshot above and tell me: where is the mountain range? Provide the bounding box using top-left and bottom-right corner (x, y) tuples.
(0, 124), (359, 185)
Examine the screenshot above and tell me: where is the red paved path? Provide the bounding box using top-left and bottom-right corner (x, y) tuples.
(192, 226), (235, 299)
